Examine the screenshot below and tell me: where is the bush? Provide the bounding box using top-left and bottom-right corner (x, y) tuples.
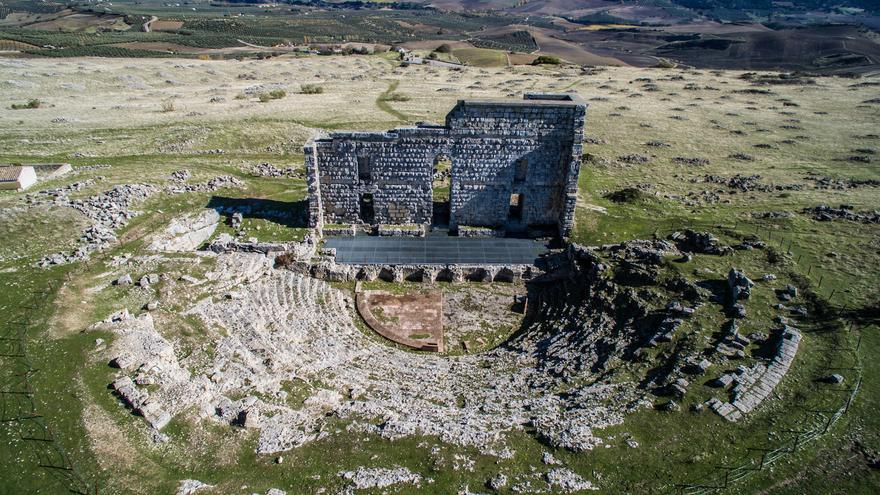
(259, 89), (287, 102)
(11, 99), (41, 110)
(435, 43), (452, 54)
(380, 92), (410, 102)
(655, 58), (676, 69)
(604, 187), (650, 203)
(160, 99), (175, 113)
(531, 55), (561, 65)
(300, 84), (324, 94)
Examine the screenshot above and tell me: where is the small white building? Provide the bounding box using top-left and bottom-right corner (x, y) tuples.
(0, 166), (37, 191)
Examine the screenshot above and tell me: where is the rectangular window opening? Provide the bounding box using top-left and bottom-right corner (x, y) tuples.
(514, 158), (528, 183)
(357, 156), (371, 181)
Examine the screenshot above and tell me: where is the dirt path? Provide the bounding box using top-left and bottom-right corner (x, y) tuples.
(375, 80), (409, 122)
(142, 15), (157, 33)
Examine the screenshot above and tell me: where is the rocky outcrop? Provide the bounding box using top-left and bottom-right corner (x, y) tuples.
(669, 229), (731, 255)
(804, 204), (880, 223)
(148, 209), (220, 252)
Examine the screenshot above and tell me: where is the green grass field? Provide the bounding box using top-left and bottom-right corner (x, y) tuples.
(453, 47), (509, 67)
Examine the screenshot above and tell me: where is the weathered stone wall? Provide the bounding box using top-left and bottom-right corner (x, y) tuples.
(305, 94), (586, 237)
(445, 95), (584, 234)
(307, 128), (446, 226)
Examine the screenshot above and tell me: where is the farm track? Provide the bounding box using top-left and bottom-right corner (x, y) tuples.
(142, 15), (157, 33)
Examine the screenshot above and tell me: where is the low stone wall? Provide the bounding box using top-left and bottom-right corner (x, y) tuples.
(458, 226), (504, 238)
(209, 231), (318, 261)
(323, 225), (357, 237)
(281, 258), (540, 284)
(377, 224), (426, 237)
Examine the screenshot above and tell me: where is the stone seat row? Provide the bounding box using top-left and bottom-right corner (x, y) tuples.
(710, 325), (802, 422)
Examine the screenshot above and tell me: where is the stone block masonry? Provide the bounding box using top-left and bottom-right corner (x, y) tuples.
(305, 93), (586, 238)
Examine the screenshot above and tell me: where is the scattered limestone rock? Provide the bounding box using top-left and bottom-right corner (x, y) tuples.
(669, 230), (731, 255)
(338, 466), (426, 490)
(166, 175), (243, 195)
(487, 473), (508, 491)
(176, 479), (213, 495)
(38, 183), (159, 267)
(545, 468), (597, 492)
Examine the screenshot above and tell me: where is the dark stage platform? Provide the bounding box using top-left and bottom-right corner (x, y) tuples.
(324, 236), (548, 265)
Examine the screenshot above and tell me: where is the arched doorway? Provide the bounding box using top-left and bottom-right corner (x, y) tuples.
(432, 154), (452, 230)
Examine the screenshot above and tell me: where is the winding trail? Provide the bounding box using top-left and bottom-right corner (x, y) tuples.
(142, 15), (157, 33)
(375, 80), (409, 122)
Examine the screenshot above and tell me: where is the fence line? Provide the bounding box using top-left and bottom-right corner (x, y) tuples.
(0, 280), (94, 494)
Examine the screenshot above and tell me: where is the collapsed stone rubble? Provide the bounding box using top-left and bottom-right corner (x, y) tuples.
(545, 468), (597, 492)
(166, 175), (244, 195)
(693, 174), (804, 193)
(807, 173), (880, 190)
(803, 204), (880, 224)
(249, 162), (301, 178)
(175, 480), (213, 495)
(170, 169), (192, 182)
(38, 183), (159, 267)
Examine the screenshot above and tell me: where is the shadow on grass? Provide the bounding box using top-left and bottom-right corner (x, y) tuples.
(207, 196), (308, 228)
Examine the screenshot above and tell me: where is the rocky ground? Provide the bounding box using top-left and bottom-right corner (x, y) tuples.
(91, 227), (810, 494)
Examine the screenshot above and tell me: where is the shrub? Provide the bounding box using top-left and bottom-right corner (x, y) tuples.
(160, 99), (175, 113)
(300, 84), (324, 94)
(604, 187), (650, 203)
(259, 89), (287, 102)
(655, 58), (676, 69)
(11, 99), (41, 110)
(380, 92), (410, 102)
(435, 43), (452, 54)
(531, 55), (560, 65)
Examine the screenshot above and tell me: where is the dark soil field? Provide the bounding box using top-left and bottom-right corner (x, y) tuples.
(1, 0), (879, 74)
(652, 25), (880, 73)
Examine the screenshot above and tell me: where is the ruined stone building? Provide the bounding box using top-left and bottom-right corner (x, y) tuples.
(305, 93), (586, 237)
